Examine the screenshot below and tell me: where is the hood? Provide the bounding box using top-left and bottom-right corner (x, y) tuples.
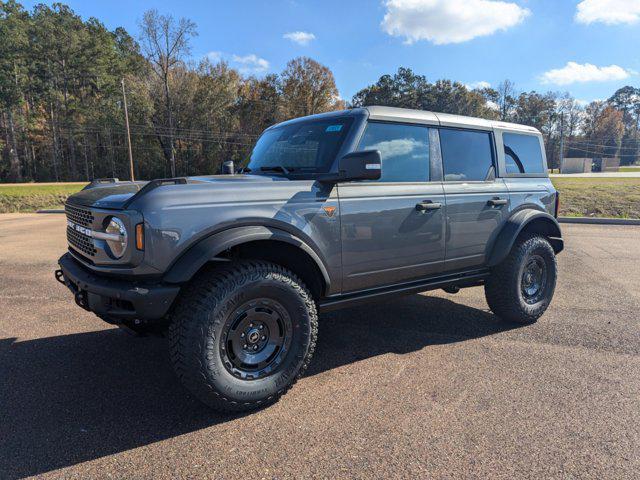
(65, 174), (297, 210)
(66, 181), (148, 209)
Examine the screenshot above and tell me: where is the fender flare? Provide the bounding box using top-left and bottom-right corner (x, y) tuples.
(486, 209), (563, 267)
(163, 225), (332, 292)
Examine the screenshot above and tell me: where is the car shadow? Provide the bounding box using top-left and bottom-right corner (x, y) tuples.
(0, 293), (521, 478)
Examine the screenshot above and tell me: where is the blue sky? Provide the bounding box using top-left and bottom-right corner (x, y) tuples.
(22, 0), (640, 103)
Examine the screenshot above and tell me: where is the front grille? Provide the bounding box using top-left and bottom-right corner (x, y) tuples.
(65, 204), (96, 257)
(67, 225), (97, 257)
(65, 204), (94, 227)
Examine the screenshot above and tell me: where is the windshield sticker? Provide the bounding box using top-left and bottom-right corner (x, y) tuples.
(325, 124), (343, 132)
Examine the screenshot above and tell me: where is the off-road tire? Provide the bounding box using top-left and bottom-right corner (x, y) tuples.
(169, 260), (318, 412)
(485, 234), (557, 324)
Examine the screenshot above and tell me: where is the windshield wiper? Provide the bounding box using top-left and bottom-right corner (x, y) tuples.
(259, 166), (294, 175)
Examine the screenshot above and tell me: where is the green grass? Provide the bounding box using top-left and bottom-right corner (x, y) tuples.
(619, 166), (640, 172)
(0, 183), (86, 213)
(1, 178), (639, 219)
(551, 177), (640, 219)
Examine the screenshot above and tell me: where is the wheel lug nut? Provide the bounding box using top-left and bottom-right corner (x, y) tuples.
(253, 345), (258, 351)
(243, 344), (247, 349)
(240, 333), (245, 338)
(259, 325), (264, 330)
(249, 323), (253, 327)
(261, 335), (266, 340)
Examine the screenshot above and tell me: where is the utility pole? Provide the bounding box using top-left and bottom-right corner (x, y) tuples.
(121, 78), (135, 181)
(558, 112), (565, 173)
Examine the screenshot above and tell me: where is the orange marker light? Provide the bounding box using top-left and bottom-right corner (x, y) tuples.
(135, 223), (144, 250)
(322, 206), (337, 218)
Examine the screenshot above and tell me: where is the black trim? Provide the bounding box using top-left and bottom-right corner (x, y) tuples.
(123, 178), (188, 209)
(162, 225), (333, 293)
(319, 269), (489, 312)
(485, 209), (563, 267)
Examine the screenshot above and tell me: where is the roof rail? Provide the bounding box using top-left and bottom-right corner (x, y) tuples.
(123, 177), (189, 208)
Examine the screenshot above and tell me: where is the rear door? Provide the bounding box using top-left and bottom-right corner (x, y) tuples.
(338, 122), (446, 293)
(439, 127), (510, 271)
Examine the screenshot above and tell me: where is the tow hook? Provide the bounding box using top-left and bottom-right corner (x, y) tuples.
(54, 269), (66, 285)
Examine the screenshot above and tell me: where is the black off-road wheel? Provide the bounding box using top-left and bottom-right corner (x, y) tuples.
(169, 261), (318, 412)
(485, 234), (557, 324)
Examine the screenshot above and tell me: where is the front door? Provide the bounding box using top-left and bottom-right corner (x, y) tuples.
(338, 122), (446, 293)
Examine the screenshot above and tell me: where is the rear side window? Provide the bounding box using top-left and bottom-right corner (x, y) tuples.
(503, 133), (545, 174)
(357, 122), (429, 182)
(440, 129), (494, 181)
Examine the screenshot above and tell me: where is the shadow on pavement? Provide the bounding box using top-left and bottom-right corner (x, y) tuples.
(0, 294), (519, 478)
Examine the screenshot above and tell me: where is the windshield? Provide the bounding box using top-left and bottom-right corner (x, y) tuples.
(247, 117), (354, 174)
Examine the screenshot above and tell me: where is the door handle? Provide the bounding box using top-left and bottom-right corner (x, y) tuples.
(487, 197), (508, 207)
(415, 201), (442, 212)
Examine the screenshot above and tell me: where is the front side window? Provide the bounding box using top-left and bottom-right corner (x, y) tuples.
(440, 128), (494, 182)
(503, 133), (545, 174)
(357, 122), (429, 182)
(248, 117), (353, 174)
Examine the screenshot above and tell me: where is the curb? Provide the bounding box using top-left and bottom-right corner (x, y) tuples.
(37, 209), (65, 214)
(558, 217), (640, 226)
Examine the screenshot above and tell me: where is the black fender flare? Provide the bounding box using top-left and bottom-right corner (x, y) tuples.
(163, 225), (332, 292)
(486, 209), (563, 267)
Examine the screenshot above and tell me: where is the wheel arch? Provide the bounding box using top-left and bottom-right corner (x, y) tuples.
(163, 225), (332, 298)
(486, 209), (563, 267)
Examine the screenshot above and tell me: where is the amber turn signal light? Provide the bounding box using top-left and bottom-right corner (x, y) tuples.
(135, 223), (144, 250)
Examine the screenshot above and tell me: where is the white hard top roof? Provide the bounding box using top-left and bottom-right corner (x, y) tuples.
(365, 106), (540, 134)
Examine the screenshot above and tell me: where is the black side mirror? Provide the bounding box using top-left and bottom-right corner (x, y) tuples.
(338, 150), (382, 181)
(221, 161), (234, 174)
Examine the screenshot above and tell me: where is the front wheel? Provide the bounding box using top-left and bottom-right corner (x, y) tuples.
(169, 261), (318, 412)
(485, 234), (557, 324)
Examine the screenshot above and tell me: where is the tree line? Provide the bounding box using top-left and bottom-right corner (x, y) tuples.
(1, 1), (638, 183)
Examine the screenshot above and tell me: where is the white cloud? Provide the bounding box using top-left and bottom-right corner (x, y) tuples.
(540, 62), (632, 85)
(576, 0), (640, 25)
(381, 0), (530, 45)
(205, 52), (270, 74)
(466, 81), (491, 90)
(206, 51), (223, 62)
(231, 54), (270, 73)
(486, 100), (500, 111)
(575, 98), (602, 106)
(283, 31), (316, 45)
(369, 138), (426, 159)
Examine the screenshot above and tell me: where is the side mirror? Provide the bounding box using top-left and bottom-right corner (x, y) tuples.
(338, 150), (382, 181)
(221, 160), (234, 175)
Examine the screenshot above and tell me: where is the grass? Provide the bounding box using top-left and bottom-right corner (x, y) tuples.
(619, 166), (640, 172)
(1, 178), (639, 219)
(551, 177), (640, 219)
(0, 183), (86, 213)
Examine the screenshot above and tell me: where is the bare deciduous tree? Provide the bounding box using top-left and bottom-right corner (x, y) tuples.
(139, 9), (197, 176)
(497, 79), (517, 121)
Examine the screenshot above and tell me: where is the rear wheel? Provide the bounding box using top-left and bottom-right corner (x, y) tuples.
(169, 260), (318, 412)
(485, 234), (557, 324)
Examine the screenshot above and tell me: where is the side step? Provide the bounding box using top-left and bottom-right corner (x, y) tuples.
(319, 269), (489, 312)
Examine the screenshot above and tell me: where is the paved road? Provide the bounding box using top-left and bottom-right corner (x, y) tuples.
(1, 214), (639, 479)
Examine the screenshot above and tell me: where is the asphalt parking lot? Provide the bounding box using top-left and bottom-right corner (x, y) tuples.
(1, 213), (639, 479)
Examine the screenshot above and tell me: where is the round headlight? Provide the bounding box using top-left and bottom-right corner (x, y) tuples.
(105, 217), (128, 258)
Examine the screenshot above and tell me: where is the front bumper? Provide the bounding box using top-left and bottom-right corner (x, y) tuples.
(56, 253), (180, 323)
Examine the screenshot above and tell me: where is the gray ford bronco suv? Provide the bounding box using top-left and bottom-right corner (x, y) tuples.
(56, 106), (563, 412)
